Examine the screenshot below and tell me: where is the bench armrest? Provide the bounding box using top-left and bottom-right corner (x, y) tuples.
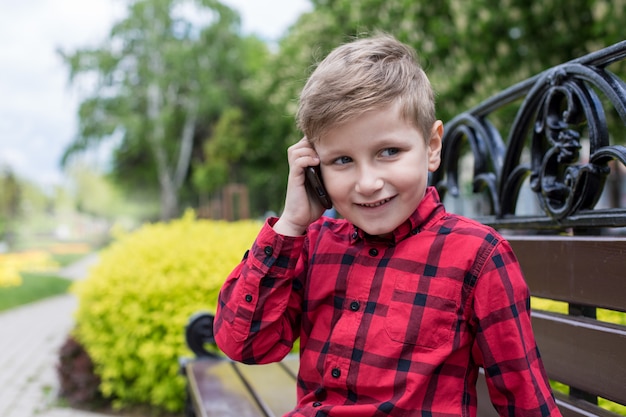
(185, 312), (219, 358)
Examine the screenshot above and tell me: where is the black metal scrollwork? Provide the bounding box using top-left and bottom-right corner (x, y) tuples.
(431, 40), (626, 229)
(529, 68), (610, 219)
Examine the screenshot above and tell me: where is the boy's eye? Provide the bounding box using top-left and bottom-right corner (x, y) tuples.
(334, 156), (352, 165)
(381, 148), (400, 157)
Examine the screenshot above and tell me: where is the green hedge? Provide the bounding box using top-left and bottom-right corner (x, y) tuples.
(71, 212), (262, 412)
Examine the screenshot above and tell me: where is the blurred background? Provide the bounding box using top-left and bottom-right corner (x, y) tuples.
(0, 0), (311, 251)
(1, 0), (624, 251)
(0, 1), (624, 415)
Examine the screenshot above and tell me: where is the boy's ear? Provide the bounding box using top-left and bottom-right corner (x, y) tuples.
(427, 120), (443, 172)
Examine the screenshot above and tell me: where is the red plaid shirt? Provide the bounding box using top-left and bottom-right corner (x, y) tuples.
(215, 187), (561, 417)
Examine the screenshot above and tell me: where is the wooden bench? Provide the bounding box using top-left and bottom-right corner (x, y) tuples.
(473, 236), (626, 417)
(434, 39), (626, 417)
(180, 313), (298, 417)
(181, 40), (626, 417)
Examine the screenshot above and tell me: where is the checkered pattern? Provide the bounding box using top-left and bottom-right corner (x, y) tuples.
(215, 187), (561, 417)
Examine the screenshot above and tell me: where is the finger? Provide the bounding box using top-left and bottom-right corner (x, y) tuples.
(288, 148), (320, 168)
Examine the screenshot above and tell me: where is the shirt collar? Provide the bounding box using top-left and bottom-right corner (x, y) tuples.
(349, 186), (444, 245)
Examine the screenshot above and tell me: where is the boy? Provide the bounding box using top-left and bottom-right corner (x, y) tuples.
(214, 34), (561, 416)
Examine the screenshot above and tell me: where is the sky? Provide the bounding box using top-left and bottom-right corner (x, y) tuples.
(0, 0), (311, 191)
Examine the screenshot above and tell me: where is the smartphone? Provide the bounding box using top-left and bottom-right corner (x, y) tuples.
(304, 166), (332, 209)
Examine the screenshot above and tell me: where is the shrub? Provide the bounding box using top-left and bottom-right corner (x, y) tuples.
(71, 211), (262, 412)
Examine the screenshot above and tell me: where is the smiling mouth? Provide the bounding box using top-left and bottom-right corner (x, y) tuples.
(359, 197), (393, 208)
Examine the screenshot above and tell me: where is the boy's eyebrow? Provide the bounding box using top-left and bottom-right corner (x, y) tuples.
(317, 150), (343, 161)
(316, 148), (349, 163)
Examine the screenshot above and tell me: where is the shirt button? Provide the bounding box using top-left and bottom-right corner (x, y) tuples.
(313, 402), (322, 407)
(352, 231), (358, 239)
(368, 248), (378, 257)
(349, 301), (360, 311)
(245, 294), (253, 303)
(331, 368), (341, 378)
(264, 246), (273, 256)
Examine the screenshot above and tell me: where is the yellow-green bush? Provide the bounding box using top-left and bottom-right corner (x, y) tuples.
(71, 211), (262, 412)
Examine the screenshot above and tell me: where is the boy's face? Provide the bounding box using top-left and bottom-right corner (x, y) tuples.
(316, 102), (442, 237)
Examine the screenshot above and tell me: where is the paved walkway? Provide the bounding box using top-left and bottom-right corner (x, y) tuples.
(0, 253), (115, 417)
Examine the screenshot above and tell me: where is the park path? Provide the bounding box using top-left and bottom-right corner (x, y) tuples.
(0, 253), (116, 417)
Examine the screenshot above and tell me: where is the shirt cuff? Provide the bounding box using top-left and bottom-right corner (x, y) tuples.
(247, 217), (306, 276)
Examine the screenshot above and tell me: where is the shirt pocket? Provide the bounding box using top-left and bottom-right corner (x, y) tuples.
(384, 273), (459, 349)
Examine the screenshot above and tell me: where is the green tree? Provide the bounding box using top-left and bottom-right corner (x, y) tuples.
(60, 0), (247, 220)
(190, 34), (272, 214)
(291, 0), (624, 123)
(193, 107), (246, 194)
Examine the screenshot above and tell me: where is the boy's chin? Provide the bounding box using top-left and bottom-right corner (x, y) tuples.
(357, 224), (396, 239)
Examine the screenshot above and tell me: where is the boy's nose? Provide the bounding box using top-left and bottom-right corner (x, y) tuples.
(355, 168), (384, 195)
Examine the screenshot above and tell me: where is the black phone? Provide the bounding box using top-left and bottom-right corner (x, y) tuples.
(304, 166), (332, 209)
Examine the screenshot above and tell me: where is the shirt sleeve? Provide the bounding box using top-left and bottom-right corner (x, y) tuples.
(214, 217), (306, 364)
(472, 239), (562, 416)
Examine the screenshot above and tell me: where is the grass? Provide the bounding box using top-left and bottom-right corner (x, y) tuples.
(0, 241), (95, 312)
(0, 271), (72, 312)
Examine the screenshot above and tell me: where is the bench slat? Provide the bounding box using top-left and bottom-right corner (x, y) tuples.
(554, 391), (622, 417)
(187, 359), (266, 417)
(279, 355), (299, 379)
(532, 311), (626, 405)
(508, 236), (626, 312)
(233, 357), (298, 417)
(477, 369), (625, 417)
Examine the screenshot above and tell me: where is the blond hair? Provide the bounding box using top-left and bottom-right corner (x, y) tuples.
(297, 33), (436, 144)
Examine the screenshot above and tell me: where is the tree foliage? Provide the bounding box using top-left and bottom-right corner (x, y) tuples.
(60, 0), (255, 220)
(61, 0), (624, 219)
(280, 0), (625, 123)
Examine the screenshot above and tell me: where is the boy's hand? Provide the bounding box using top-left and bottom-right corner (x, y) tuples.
(274, 137), (327, 236)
